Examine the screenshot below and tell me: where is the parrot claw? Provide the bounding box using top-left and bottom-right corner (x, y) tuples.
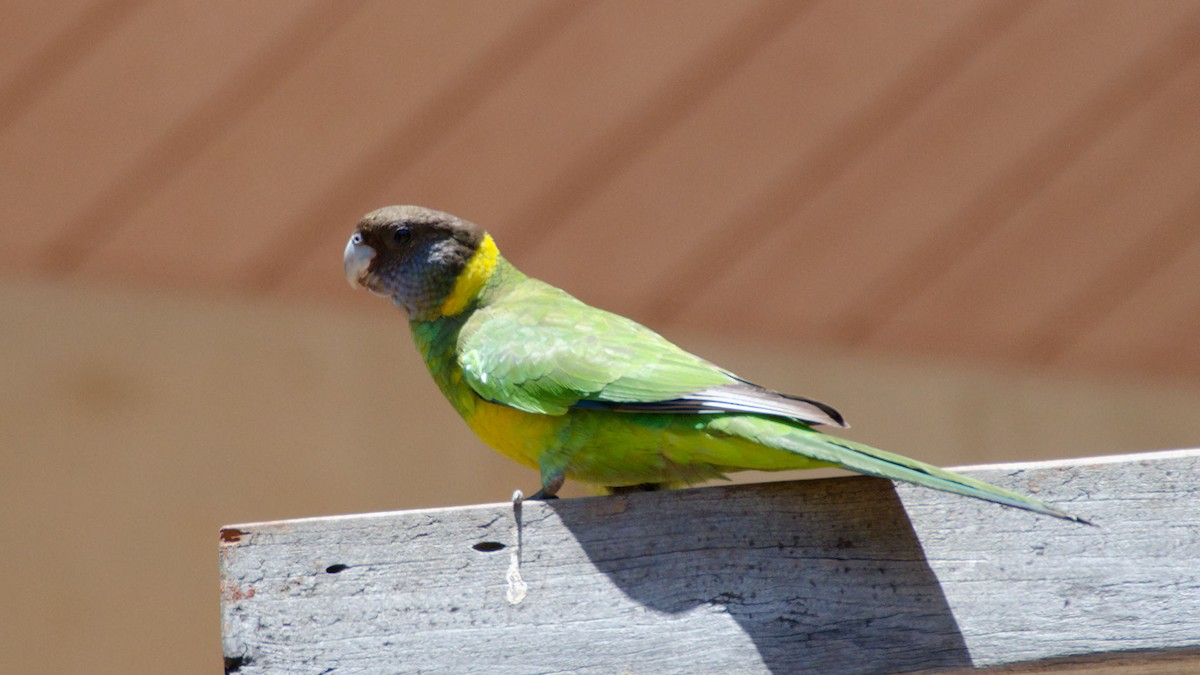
(528, 469), (565, 500)
(606, 482), (666, 494)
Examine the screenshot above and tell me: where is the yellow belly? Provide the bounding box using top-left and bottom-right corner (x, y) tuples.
(463, 399), (831, 488)
(465, 398), (562, 471)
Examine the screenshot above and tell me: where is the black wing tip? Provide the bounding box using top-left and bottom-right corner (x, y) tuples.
(786, 393), (847, 428)
(726, 377), (849, 428)
(575, 383), (850, 427)
(825, 405), (848, 428)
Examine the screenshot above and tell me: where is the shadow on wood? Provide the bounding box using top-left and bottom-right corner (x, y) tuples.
(542, 479), (972, 672)
(220, 449), (1200, 673)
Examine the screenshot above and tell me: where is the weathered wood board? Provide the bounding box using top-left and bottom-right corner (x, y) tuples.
(220, 449), (1200, 673)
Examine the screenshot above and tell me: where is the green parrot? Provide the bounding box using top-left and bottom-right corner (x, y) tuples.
(344, 205), (1086, 523)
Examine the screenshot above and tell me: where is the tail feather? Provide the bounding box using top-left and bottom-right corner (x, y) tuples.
(820, 434), (1091, 524)
(718, 417), (1090, 524)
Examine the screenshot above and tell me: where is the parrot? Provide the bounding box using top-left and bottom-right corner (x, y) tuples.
(344, 205), (1087, 523)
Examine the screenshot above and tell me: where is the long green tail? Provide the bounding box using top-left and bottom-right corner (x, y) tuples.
(717, 417), (1091, 524)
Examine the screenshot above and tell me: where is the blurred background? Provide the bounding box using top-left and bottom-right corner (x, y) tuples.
(3, 1), (1200, 672)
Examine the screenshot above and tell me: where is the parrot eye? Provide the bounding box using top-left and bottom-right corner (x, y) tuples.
(350, 232), (364, 245)
(393, 226), (412, 245)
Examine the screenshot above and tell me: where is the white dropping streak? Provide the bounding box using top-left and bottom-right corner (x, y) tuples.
(507, 490), (527, 605)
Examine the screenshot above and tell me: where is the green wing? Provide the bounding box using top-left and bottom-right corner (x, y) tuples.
(457, 279), (844, 426)
(458, 280), (735, 415)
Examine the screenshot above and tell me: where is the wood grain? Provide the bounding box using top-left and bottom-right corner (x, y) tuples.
(220, 449), (1200, 673)
(3, 1), (1200, 379)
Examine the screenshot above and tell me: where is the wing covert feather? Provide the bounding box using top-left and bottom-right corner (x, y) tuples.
(457, 281), (735, 415)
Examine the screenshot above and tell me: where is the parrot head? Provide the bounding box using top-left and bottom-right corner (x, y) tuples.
(344, 205), (489, 320)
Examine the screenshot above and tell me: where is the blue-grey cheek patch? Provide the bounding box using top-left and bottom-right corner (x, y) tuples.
(386, 248), (459, 319)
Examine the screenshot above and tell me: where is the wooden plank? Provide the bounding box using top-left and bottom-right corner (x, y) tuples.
(839, 4), (1200, 352)
(80, 0), (556, 291)
(220, 449), (1200, 673)
(0, 1), (323, 266)
(513, 0), (979, 320)
(0, 0), (131, 127)
(1059, 188), (1200, 379)
(871, 52), (1200, 367)
(273, 0), (759, 299)
(665, 2), (1196, 340)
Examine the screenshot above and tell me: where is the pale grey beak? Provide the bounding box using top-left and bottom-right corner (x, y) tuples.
(343, 233), (375, 289)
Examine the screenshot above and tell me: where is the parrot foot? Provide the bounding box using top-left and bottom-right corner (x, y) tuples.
(606, 483), (666, 494)
(528, 471), (565, 500)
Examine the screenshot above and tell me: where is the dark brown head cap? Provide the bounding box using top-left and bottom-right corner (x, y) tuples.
(344, 206), (486, 319)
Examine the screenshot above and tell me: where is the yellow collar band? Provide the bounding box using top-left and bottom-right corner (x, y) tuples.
(440, 234), (499, 316)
